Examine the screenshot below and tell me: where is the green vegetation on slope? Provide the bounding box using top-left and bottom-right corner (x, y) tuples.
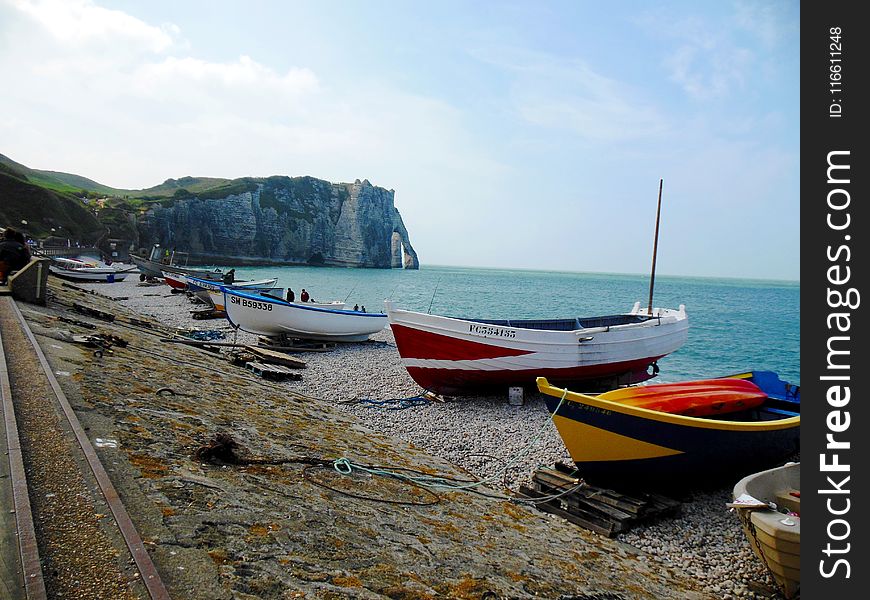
(34, 169), (124, 196)
(0, 172), (106, 242)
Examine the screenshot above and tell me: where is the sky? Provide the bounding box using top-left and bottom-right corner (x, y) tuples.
(0, 0), (800, 280)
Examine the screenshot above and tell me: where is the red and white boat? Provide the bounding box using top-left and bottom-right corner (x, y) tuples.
(384, 300), (689, 395)
(162, 270), (190, 290)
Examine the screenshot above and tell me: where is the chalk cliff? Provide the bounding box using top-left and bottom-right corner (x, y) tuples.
(137, 176), (419, 269)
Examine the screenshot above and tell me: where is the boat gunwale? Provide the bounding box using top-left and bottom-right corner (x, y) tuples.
(386, 305), (688, 338)
(225, 288), (386, 317)
(185, 275), (279, 291)
(537, 377), (800, 432)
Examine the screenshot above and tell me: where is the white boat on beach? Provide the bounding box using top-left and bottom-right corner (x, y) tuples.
(48, 257), (131, 283)
(384, 300), (689, 395)
(185, 275), (280, 312)
(223, 288), (381, 342)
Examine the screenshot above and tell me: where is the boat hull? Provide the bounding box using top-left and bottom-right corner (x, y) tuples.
(162, 271), (189, 290)
(733, 463), (800, 598)
(386, 301), (689, 395)
(537, 373), (800, 485)
(224, 289), (385, 342)
(132, 255), (223, 280)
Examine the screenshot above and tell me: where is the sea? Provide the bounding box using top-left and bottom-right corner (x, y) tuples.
(219, 263), (800, 386)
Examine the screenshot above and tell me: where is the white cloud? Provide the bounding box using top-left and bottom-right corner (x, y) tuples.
(664, 40), (751, 100)
(0, 0), (500, 192)
(733, 0), (797, 49)
(134, 56), (319, 98)
(472, 48), (666, 142)
(8, 0), (176, 52)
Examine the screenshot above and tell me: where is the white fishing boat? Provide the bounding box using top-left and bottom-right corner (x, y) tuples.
(185, 275), (280, 312)
(224, 288), (382, 342)
(48, 257), (131, 283)
(384, 300), (688, 395)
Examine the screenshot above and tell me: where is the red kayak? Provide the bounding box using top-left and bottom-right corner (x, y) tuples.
(597, 378), (767, 417)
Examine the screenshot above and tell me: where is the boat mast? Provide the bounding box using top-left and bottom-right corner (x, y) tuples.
(647, 179), (663, 316)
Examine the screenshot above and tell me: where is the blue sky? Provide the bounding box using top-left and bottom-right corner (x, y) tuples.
(0, 0), (799, 280)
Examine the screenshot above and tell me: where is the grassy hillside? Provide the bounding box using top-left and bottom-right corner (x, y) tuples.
(0, 153), (91, 196)
(0, 171), (106, 242)
(34, 169), (124, 196)
(135, 175), (232, 198)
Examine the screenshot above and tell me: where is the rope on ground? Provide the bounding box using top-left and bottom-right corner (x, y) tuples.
(177, 329), (227, 341)
(359, 395), (431, 410)
(329, 388), (571, 501)
(302, 463), (441, 506)
(340, 390), (431, 410)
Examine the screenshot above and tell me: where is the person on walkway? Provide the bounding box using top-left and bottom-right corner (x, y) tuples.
(0, 227), (30, 284)
(286, 288), (295, 303)
(12, 230), (31, 264)
(300, 289), (310, 302)
(222, 269), (235, 284)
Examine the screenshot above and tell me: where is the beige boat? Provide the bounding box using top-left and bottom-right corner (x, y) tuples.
(732, 462), (800, 598)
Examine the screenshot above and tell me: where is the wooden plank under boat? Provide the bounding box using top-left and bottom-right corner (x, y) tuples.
(536, 371), (800, 486)
(385, 300), (689, 396)
(732, 462), (800, 599)
(224, 288), (386, 342)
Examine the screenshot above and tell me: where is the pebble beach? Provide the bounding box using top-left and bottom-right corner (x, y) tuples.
(78, 276), (787, 600)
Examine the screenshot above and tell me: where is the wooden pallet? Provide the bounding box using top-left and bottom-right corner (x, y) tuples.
(519, 465), (681, 537)
(245, 361), (303, 381)
(191, 309), (226, 320)
(257, 335), (335, 352)
(244, 345), (306, 369)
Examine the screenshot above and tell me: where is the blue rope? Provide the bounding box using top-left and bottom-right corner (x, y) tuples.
(357, 395), (431, 410)
(180, 329), (227, 341)
(332, 387), (571, 497)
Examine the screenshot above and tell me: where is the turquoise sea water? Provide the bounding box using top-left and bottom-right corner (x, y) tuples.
(218, 263), (800, 385)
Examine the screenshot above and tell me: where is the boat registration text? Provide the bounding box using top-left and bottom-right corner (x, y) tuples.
(468, 324), (516, 339)
(230, 296), (273, 311)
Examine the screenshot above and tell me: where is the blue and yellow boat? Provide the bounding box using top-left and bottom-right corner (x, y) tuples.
(536, 371), (800, 485)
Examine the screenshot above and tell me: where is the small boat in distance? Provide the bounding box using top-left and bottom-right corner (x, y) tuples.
(185, 275), (279, 312)
(385, 301), (689, 395)
(131, 243), (223, 281)
(48, 257), (131, 283)
(536, 371), (800, 486)
(224, 288), (380, 342)
(732, 462), (800, 599)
